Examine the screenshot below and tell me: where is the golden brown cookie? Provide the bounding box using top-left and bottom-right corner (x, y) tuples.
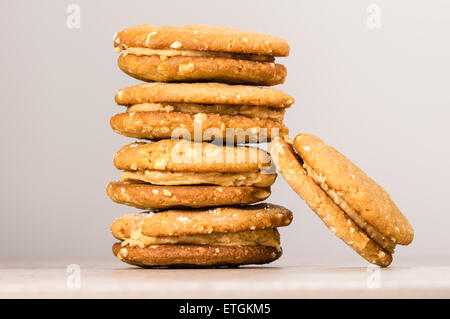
(110, 111), (288, 142)
(292, 134), (414, 245)
(117, 54), (286, 86)
(112, 83), (293, 142)
(114, 24), (289, 85)
(106, 182), (271, 209)
(111, 203), (293, 238)
(111, 203), (291, 267)
(113, 140), (272, 173)
(114, 24), (290, 56)
(113, 243), (282, 267)
(270, 136), (401, 267)
(115, 82), (294, 107)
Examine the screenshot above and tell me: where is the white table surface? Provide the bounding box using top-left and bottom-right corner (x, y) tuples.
(1, 257), (450, 298)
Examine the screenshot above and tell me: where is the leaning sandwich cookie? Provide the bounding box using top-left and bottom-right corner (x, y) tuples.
(113, 24), (289, 86)
(111, 204), (293, 267)
(111, 82), (293, 143)
(107, 139), (277, 210)
(269, 134), (413, 267)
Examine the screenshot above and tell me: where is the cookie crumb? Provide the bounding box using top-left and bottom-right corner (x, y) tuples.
(145, 31), (157, 47)
(178, 62), (195, 74)
(170, 41), (183, 49)
(120, 248), (128, 258)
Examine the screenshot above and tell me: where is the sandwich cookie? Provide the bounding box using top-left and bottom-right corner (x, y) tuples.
(111, 82), (293, 143)
(269, 134), (413, 267)
(111, 203), (293, 267)
(113, 24), (289, 86)
(107, 139), (277, 209)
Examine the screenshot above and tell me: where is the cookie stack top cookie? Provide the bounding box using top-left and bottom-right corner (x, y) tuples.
(114, 24), (289, 85)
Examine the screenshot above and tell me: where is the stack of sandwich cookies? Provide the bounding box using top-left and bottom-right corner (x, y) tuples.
(107, 140), (293, 266)
(109, 24), (294, 267)
(270, 134), (414, 267)
(113, 24), (289, 85)
(107, 139), (276, 210)
(111, 204), (293, 267)
(111, 82), (293, 142)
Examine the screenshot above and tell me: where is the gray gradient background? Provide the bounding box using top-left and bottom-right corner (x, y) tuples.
(1, 0), (449, 266)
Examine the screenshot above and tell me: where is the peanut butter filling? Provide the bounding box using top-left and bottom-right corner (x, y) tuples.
(120, 228), (281, 251)
(119, 47), (275, 62)
(121, 170), (277, 187)
(127, 103), (285, 122)
(303, 163), (396, 253)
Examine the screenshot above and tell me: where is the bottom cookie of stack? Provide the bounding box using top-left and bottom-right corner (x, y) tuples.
(111, 204), (293, 267)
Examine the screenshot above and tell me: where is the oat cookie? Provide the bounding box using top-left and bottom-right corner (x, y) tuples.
(111, 203), (293, 238)
(114, 24), (289, 85)
(111, 111), (288, 142)
(112, 83), (293, 142)
(111, 203), (292, 267)
(113, 139), (272, 173)
(115, 82), (294, 107)
(292, 134), (414, 245)
(117, 54), (286, 86)
(113, 244), (282, 267)
(270, 136), (413, 266)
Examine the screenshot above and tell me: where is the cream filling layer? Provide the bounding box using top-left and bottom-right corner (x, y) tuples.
(303, 163), (396, 253)
(126, 103), (285, 122)
(121, 170), (277, 187)
(120, 228), (281, 251)
(120, 47), (275, 62)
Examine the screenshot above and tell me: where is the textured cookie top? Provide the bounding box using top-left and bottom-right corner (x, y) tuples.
(111, 203), (293, 237)
(110, 111), (289, 143)
(293, 133), (414, 245)
(113, 139), (272, 173)
(115, 83), (294, 108)
(114, 24), (290, 56)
